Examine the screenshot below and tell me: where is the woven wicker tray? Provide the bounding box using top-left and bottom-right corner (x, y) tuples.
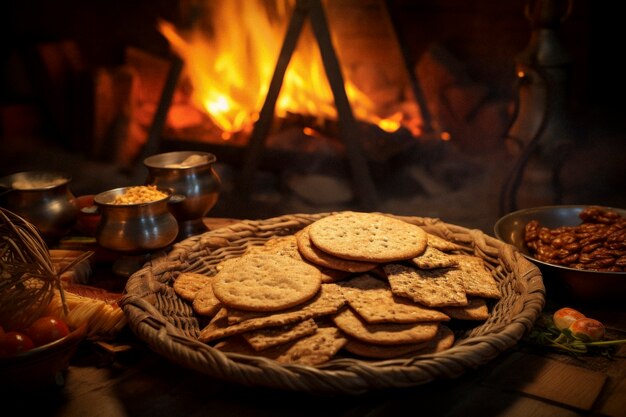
(121, 212), (545, 394)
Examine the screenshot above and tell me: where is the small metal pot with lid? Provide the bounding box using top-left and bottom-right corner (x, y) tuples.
(144, 151), (221, 239)
(0, 171), (78, 243)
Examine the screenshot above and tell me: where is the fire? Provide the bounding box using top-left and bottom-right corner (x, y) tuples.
(159, 0), (414, 138)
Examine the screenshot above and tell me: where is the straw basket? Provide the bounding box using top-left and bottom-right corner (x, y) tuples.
(121, 212), (545, 394)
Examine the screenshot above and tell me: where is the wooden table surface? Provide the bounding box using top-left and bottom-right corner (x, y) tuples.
(6, 218), (625, 417)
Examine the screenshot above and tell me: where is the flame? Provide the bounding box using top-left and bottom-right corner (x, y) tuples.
(159, 0), (411, 137)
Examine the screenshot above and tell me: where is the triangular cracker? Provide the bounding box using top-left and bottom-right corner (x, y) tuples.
(242, 318), (318, 351)
(441, 298), (490, 321)
(384, 263), (468, 307)
(339, 274), (449, 323)
(216, 326), (347, 366)
(451, 255), (501, 299)
(411, 246), (459, 269)
(332, 307), (439, 345)
(426, 233), (463, 252)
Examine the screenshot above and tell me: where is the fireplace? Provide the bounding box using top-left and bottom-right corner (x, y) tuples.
(73, 0), (518, 209)
(145, 0), (455, 210)
(3, 0), (624, 229)
(3, 0), (534, 160)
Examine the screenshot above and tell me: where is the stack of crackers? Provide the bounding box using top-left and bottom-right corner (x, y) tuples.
(172, 212), (502, 366)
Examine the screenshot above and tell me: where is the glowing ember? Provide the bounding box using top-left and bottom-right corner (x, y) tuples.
(159, 0), (420, 138)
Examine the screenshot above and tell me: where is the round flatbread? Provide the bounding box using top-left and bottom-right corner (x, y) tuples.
(173, 272), (213, 302)
(296, 226), (377, 273)
(343, 325), (455, 358)
(212, 253), (322, 312)
(192, 282), (222, 317)
(308, 212), (428, 262)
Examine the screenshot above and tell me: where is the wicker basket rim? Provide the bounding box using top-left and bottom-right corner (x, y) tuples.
(121, 212), (545, 394)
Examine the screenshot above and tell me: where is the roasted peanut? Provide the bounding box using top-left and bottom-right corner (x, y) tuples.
(561, 253), (579, 264)
(581, 242), (601, 253)
(539, 229), (553, 244)
(579, 253), (594, 264)
(523, 206), (625, 272)
(564, 242), (581, 252)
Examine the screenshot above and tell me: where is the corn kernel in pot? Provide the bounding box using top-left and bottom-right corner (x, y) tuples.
(111, 185), (168, 205)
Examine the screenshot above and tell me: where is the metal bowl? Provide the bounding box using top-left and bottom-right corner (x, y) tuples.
(0, 324), (86, 390)
(494, 205), (626, 304)
(144, 151), (221, 239)
(0, 171), (78, 242)
(93, 186), (179, 254)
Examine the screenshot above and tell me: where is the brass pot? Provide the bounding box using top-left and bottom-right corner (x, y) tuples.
(0, 171), (78, 243)
(93, 187), (178, 254)
(144, 151), (221, 239)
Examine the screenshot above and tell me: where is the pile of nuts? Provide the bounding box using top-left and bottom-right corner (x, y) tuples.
(524, 206), (626, 272)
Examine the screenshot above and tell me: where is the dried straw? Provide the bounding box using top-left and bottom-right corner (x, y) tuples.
(0, 208), (92, 330)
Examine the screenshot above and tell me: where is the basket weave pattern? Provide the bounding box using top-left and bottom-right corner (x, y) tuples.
(121, 213), (545, 394)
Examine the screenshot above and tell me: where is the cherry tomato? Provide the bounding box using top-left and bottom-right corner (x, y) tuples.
(569, 318), (605, 342)
(553, 307), (586, 330)
(25, 316), (70, 347)
(0, 331), (35, 356)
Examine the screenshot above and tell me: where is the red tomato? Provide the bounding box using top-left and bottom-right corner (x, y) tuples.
(0, 331), (35, 356)
(553, 307), (586, 330)
(569, 318), (606, 342)
(25, 316), (70, 347)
